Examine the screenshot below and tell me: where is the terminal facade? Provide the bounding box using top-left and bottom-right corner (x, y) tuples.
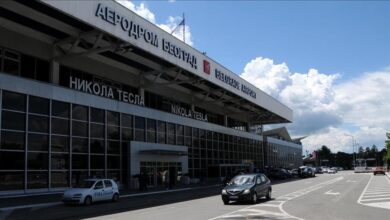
(0, 0), (301, 194)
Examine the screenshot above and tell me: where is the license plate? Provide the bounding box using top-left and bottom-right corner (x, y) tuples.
(230, 196), (238, 199)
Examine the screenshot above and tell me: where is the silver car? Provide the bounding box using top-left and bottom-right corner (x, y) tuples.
(62, 179), (119, 205)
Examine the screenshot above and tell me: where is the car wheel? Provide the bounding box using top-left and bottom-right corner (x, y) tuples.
(252, 192), (258, 204)
(112, 193), (119, 202)
(223, 199), (229, 205)
(266, 189), (272, 200)
(84, 196), (92, 206)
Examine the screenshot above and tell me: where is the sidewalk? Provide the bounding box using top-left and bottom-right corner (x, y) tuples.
(0, 183), (221, 211)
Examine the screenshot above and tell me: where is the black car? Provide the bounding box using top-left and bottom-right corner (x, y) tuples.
(268, 168), (291, 179)
(221, 173), (272, 205)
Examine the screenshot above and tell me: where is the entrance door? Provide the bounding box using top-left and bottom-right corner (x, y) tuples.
(140, 161), (182, 188)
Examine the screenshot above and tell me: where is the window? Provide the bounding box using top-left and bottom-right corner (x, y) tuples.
(90, 139), (105, 154)
(27, 172), (48, 189)
(27, 152), (48, 170)
(90, 124), (104, 138)
(107, 111), (119, 126)
(51, 153), (69, 170)
(107, 141), (120, 154)
(104, 180), (112, 188)
(28, 115), (49, 133)
(107, 126), (119, 139)
(134, 116), (145, 142)
(51, 172), (69, 188)
(29, 96), (49, 115)
(121, 114), (132, 128)
(52, 101), (69, 118)
(1, 131), (25, 150)
(1, 109), (25, 131)
(256, 177), (261, 184)
(90, 155), (105, 169)
(51, 118), (69, 135)
(91, 108), (104, 123)
(0, 151), (24, 170)
(51, 136), (69, 152)
(94, 181), (103, 189)
(2, 91), (26, 111)
(72, 137), (88, 153)
(72, 104), (88, 121)
(146, 119), (156, 143)
(260, 175), (266, 182)
(0, 172), (24, 190)
(72, 154), (88, 169)
(28, 133), (48, 151)
(3, 50), (20, 75)
(72, 121), (88, 137)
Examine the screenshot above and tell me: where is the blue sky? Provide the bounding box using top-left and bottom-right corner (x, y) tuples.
(123, 1), (390, 153)
(139, 1), (390, 81)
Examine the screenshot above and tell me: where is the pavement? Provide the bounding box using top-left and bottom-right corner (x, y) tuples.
(1, 171), (390, 220)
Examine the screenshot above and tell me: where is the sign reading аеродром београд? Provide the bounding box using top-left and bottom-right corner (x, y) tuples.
(95, 3), (197, 70)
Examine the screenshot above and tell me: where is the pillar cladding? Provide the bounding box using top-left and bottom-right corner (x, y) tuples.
(51, 61), (59, 84)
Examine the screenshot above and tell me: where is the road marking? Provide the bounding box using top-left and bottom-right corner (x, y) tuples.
(358, 175), (390, 210)
(324, 190), (340, 195)
(346, 180), (357, 183)
(0, 202), (61, 212)
(209, 176), (343, 220)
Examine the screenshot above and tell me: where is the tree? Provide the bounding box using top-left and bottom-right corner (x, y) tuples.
(318, 145), (332, 166)
(385, 133), (390, 168)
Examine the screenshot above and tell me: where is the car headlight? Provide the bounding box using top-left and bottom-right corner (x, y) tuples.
(222, 189), (227, 195)
(243, 189), (251, 194)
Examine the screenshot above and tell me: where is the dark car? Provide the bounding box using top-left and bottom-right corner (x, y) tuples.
(299, 166), (315, 178)
(221, 174), (272, 205)
(268, 168), (291, 179)
(373, 167), (386, 175)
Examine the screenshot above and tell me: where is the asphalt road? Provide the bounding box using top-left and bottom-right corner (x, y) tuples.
(1, 171), (390, 220)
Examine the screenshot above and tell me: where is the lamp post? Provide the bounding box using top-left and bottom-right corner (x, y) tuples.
(344, 134), (355, 169)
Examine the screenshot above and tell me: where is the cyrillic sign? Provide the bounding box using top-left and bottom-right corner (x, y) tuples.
(171, 104), (208, 122)
(95, 3), (197, 69)
(215, 69), (257, 99)
(69, 76), (145, 106)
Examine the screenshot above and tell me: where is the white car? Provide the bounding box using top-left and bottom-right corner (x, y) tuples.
(328, 168), (337, 174)
(62, 179), (119, 205)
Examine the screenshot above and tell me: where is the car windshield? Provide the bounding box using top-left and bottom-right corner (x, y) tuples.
(74, 180), (96, 188)
(229, 175), (255, 185)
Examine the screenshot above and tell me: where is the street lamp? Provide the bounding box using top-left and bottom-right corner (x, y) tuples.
(344, 134), (356, 169)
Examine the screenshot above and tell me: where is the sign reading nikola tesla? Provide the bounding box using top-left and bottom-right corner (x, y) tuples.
(171, 104), (208, 122)
(69, 76), (145, 106)
(95, 3), (197, 70)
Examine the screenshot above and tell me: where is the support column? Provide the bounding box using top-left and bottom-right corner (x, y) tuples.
(224, 115), (228, 127)
(50, 60), (60, 84)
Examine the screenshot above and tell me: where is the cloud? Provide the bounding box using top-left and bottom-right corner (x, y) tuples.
(241, 57), (390, 153)
(116, 0), (193, 46)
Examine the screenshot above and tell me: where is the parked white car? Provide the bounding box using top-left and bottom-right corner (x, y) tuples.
(327, 168), (337, 174)
(62, 179), (119, 205)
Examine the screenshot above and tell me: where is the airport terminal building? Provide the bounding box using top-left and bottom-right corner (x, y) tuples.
(0, 0), (299, 194)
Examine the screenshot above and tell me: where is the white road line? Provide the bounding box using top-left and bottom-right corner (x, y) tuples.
(357, 174), (374, 204)
(363, 193), (390, 198)
(360, 197), (390, 202)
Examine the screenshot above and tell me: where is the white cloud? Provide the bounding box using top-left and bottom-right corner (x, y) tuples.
(116, 1), (193, 46)
(241, 57), (390, 154)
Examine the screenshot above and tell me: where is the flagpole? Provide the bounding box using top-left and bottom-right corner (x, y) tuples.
(183, 13), (185, 43)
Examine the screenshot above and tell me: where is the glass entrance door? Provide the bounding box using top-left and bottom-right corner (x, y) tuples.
(140, 161), (182, 187)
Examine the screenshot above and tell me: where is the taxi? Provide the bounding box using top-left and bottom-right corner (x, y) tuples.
(62, 179), (119, 205)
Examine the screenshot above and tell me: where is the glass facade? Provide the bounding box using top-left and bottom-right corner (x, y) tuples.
(0, 89), (264, 191)
(265, 141), (302, 169)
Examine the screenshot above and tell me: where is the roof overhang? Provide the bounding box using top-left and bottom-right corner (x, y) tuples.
(0, 0), (293, 125)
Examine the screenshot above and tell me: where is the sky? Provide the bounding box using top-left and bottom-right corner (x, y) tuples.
(117, 0), (390, 154)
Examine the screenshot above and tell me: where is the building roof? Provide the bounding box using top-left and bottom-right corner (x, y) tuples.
(0, 0), (293, 125)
